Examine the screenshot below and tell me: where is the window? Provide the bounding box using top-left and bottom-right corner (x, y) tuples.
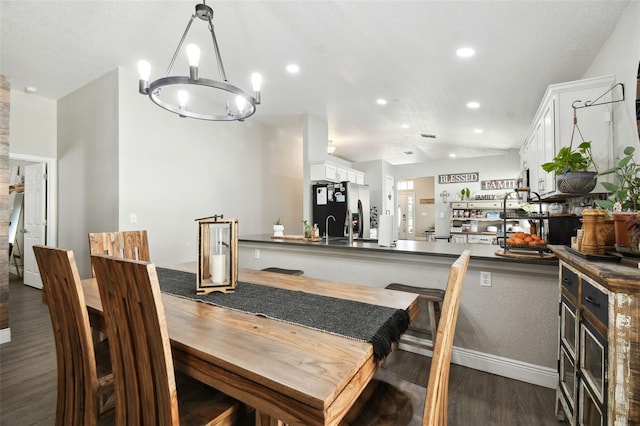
(398, 180), (414, 191)
(406, 195), (414, 235)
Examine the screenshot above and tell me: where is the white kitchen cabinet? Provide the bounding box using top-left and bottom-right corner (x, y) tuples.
(336, 168), (348, 182)
(310, 162), (366, 184)
(522, 133), (538, 193)
(536, 100), (556, 194)
(521, 75), (614, 198)
(310, 163), (338, 182)
(450, 234), (467, 244)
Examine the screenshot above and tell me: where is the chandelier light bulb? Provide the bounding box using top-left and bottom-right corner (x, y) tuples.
(235, 96), (247, 113)
(138, 60), (151, 81)
(186, 44), (201, 67)
(137, 60), (151, 94)
(251, 73), (263, 92)
(177, 90), (189, 108)
(186, 44), (200, 80)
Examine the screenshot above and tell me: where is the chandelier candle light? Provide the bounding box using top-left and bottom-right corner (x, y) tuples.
(137, 1), (262, 121)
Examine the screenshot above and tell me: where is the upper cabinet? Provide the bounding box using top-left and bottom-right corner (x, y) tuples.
(521, 75), (615, 199)
(310, 162), (365, 184)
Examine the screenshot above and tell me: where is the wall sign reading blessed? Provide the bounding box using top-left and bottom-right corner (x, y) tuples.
(481, 179), (518, 190)
(438, 172), (479, 184)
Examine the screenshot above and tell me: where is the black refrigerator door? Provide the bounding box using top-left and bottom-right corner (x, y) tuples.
(312, 184), (347, 237)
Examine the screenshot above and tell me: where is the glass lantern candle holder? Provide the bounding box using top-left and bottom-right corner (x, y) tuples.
(196, 215), (238, 295)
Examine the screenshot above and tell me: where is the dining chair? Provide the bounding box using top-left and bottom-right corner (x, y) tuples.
(341, 250), (471, 426)
(384, 282), (444, 348)
(88, 229), (150, 262)
(88, 230), (151, 346)
(90, 253), (251, 425)
(33, 245), (115, 426)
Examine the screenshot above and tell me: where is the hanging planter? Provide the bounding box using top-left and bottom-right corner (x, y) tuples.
(556, 171), (598, 194)
(541, 105), (599, 194)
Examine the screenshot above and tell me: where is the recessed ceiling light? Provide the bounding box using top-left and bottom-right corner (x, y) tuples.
(456, 47), (475, 58)
(449, 153), (456, 158)
(401, 124), (409, 129)
(466, 101), (480, 109)
(473, 128), (483, 134)
(24, 86), (37, 93)
(286, 64), (300, 74)
(376, 98), (387, 105)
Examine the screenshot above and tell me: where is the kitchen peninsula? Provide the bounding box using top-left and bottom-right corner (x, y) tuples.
(238, 235), (559, 389)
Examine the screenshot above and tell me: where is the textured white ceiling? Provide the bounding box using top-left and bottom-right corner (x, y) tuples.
(0, 0), (632, 164)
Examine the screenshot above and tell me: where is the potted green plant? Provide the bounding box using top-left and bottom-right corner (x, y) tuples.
(594, 145), (640, 250)
(302, 220), (313, 239)
(460, 187), (470, 200)
(541, 141), (598, 193)
(273, 217), (284, 237)
(594, 146), (640, 211)
(627, 215), (640, 252)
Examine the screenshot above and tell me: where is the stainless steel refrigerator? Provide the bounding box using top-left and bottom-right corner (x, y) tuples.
(312, 181), (370, 239)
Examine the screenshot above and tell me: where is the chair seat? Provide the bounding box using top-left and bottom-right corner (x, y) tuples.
(385, 283), (445, 301)
(340, 368), (425, 426)
(386, 283), (445, 341)
(174, 372), (252, 426)
(261, 267), (304, 276)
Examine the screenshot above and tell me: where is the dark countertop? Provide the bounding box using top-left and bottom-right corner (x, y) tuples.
(239, 234), (558, 266)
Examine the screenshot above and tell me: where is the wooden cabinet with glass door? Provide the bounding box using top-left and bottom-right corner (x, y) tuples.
(550, 245), (640, 425)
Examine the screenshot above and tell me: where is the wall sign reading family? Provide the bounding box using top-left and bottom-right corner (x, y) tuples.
(481, 179), (518, 190)
(438, 172), (479, 184)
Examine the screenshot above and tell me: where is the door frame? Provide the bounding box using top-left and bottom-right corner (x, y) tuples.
(9, 153), (58, 249)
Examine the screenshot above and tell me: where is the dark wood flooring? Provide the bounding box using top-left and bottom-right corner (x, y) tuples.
(0, 275), (562, 425)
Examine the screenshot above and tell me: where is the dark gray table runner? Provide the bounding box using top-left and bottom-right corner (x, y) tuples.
(156, 267), (409, 360)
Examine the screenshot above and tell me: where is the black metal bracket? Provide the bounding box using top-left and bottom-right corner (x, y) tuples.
(571, 82), (625, 110)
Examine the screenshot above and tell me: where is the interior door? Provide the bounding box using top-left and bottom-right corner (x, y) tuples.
(23, 163), (47, 289)
(397, 192), (415, 240)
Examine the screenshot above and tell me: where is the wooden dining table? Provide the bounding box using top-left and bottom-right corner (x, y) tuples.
(82, 264), (420, 426)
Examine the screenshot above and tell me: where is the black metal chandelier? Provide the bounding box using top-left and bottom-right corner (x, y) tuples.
(137, 1), (261, 121)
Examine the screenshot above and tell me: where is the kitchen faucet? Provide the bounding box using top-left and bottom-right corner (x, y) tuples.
(325, 215), (336, 244)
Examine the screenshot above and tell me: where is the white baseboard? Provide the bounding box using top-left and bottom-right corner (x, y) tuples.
(399, 335), (557, 389)
(0, 327), (12, 345)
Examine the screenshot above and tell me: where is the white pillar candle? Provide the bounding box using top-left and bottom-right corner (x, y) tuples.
(211, 254), (226, 283)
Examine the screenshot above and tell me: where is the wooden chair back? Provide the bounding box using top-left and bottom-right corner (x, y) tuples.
(88, 230), (150, 262)
(90, 254), (178, 425)
(340, 250), (471, 426)
(33, 245), (99, 426)
(422, 249), (470, 425)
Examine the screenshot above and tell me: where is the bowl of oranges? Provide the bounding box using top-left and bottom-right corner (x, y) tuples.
(506, 232), (546, 248)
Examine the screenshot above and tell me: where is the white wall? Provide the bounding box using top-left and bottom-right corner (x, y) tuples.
(260, 125), (303, 235)
(582, 1), (640, 150)
(9, 90), (56, 157)
(395, 152), (521, 235)
(57, 69), (120, 277)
